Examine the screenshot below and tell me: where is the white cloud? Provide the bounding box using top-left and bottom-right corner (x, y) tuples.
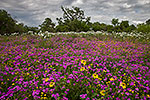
(132, 20), (143, 24)
(72, 0), (83, 6)
(0, 0), (150, 26)
(123, 3), (132, 8)
(137, 0), (150, 5)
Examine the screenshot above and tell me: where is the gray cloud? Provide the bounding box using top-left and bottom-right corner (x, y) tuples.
(0, 0), (150, 26)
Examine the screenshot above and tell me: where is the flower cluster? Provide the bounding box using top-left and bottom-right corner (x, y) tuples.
(0, 34), (149, 100)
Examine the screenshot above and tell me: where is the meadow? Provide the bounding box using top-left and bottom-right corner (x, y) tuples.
(0, 32), (150, 100)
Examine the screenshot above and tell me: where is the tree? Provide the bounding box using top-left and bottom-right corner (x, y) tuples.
(14, 23), (25, 34)
(56, 6), (91, 32)
(0, 9), (17, 35)
(111, 18), (119, 26)
(120, 20), (129, 32)
(146, 19), (150, 25)
(126, 24), (136, 32)
(137, 23), (150, 34)
(99, 23), (107, 31)
(55, 25), (70, 32)
(92, 22), (101, 32)
(28, 26), (39, 34)
(39, 18), (55, 32)
(106, 25), (114, 33)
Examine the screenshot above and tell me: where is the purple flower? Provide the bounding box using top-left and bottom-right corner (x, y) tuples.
(80, 94), (87, 99)
(66, 89), (69, 91)
(125, 92), (130, 96)
(135, 88), (139, 91)
(67, 80), (70, 83)
(63, 65), (67, 69)
(86, 97), (90, 100)
(116, 97), (121, 100)
(23, 97), (28, 100)
(63, 97), (68, 100)
(52, 93), (59, 99)
(130, 82), (134, 86)
(127, 98), (131, 100)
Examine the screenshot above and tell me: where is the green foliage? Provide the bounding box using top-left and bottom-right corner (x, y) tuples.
(14, 23), (26, 34)
(0, 8), (149, 34)
(39, 18), (55, 32)
(0, 9), (38, 35)
(106, 25), (113, 33)
(56, 6), (91, 32)
(137, 24), (150, 34)
(27, 26), (39, 34)
(92, 22), (101, 32)
(0, 9), (16, 35)
(120, 20), (129, 32)
(111, 18), (119, 26)
(55, 25), (70, 32)
(146, 19), (150, 25)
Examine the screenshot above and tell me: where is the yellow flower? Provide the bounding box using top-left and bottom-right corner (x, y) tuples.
(120, 82), (126, 89)
(45, 78), (49, 82)
(98, 78), (102, 81)
(147, 94), (150, 98)
(81, 60), (86, 65)
(12, 83), (15, 85)
(103, 70), (106, 72)
(27, 73), (29, 75)
(49, 82), (55, 87)
(80, 67), (85, 71)
(110, 78), (114, 81)
(88, 66), (91, 69)
(93, 73), (99, 79)
(100, 90), (105, 96)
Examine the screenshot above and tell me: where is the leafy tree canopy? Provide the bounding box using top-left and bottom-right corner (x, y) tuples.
(0, 9), (16, 35)
(39, 18), (55, 32)
(146, 19), (150, 25)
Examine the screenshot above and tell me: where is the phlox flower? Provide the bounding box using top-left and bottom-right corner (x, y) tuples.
(67, 80), (70, 83)
(80, 94), (87, 99)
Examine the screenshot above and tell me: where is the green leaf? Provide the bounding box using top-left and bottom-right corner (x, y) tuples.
(91, 93), (97, 98)
(86, 90), (89, 94)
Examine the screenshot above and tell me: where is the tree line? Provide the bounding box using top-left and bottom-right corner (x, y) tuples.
(0, 6), (150, 35)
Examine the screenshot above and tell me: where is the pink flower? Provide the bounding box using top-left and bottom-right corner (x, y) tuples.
(67, 80), (70, 83)
(80, 94), (87, 99)
(62, 97), (68, 100)
(86, 97), (90, 100)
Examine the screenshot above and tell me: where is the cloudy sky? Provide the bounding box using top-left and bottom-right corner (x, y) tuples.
(0, 0), (150, 26)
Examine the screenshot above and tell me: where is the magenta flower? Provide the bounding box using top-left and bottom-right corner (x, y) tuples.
(62, 97), (68, 100)
(67, 80), (70, 83)
(80, 94), (87, 99)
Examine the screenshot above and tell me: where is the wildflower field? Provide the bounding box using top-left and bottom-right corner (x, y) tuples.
(0, 32), (150, 100)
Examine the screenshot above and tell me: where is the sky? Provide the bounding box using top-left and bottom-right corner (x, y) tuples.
(0, 0), (150, 27)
